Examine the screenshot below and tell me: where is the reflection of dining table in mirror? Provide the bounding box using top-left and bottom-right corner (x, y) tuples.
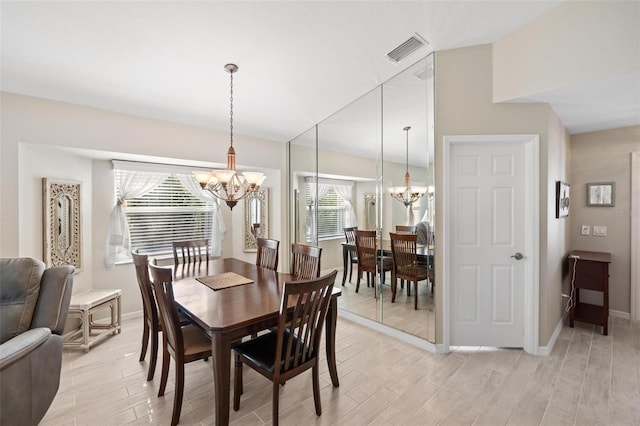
(171, 258), (341, 426)
(341, 239), (434, 286)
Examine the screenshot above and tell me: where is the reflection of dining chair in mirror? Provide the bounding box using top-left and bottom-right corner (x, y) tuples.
(389, 232), (428, 310)
(233, 270), (338, 425)
(343, 227), (358, 284)
(256, 238), (279, 271)
(354, 230), (393, 297)
(148, 262), (212, 426)
(396, 225), (417, 233)
(251, 223), (261, 238)
(172, 239), (209, 268)
(290, 243), (322, 280)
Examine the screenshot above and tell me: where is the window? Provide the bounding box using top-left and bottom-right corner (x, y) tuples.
(305, 179), (354, 241)
(117, 172), (215, 255)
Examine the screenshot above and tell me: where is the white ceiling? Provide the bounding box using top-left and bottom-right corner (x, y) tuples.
(2, 0), (636, 151)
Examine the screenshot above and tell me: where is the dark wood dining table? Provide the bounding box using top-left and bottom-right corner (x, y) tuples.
(171, 258), (341, 426)
(341, 239), (434, 285)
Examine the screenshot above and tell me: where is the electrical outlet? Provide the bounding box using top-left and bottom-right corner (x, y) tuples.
(581, 225), (591, 235)
(593, 225), (607, 236)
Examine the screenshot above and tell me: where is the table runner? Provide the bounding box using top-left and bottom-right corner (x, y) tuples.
(196, 272), (254, 291)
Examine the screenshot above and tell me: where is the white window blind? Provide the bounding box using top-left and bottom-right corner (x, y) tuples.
(305, 184), (348, 240)
(117, 172), (214, 255)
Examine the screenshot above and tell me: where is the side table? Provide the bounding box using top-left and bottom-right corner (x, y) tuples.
(63, 289), (122, 352)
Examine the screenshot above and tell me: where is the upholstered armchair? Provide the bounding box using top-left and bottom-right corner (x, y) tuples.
(0, 257), (74, 426)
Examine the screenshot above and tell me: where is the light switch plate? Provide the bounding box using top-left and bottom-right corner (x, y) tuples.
(581, 225), (591, 235)
(593, 225), (607, 236)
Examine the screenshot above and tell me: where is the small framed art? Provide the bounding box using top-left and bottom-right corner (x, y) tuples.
(555, 181), (570, 218)
(587, 182), (615, 207)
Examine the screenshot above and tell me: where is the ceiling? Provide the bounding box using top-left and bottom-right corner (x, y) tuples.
(1, 1), (636, 150)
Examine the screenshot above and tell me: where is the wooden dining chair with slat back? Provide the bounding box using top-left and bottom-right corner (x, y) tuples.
(343, 227), (359, 284)
(233, 270), (338, 426)
(131, 249), (161, 381)
(172, 239), (209, 269)
(396, 225), (417, 233)
(148, 263), (212, 426)
(389, 232), (428, 309)
(256, 238), (279, 271)
(354, 230), (393, 297)
(290, 243), (322, 280)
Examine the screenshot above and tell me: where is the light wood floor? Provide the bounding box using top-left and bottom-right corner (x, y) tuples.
(42, 315), (640, 425)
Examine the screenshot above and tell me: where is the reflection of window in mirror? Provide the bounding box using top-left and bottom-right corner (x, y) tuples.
(304, 177), (356, 242)
(243, 189), (268, 251)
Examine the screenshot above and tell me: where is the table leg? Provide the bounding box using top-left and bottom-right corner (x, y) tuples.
(342, 245), (348, 286)
(325, 298), (339, 387)
(212, 333), (231, 426)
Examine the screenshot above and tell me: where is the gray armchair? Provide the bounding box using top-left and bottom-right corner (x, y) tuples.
(0, 257), (74, 426)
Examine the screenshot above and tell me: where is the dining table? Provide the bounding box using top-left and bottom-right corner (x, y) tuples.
(341, 239), (434, 285)
(171, 257), (341, 426)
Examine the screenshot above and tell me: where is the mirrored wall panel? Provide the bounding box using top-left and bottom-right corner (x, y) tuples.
(288, 54), (435, 342)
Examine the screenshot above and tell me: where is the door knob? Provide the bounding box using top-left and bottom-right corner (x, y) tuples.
(510, 252), (524, 260)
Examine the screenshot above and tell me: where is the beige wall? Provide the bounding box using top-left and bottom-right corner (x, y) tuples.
(435, 44), (571, 346)
(570, 125), (640, 314)
(493, 1), (640, 102)
(1, 92), (287, 315)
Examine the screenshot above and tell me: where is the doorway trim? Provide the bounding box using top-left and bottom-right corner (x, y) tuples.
(443, 134), (540, 354)
(631, 152), (640, 321)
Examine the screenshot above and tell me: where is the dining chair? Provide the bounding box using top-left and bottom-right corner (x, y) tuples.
(290, 243), (322, 280)
(256, 238), (279, 271)
(172, 239), (209, 268)
(131, 250), (162, 382)
(396, 225), (417, 233)
(389, 232), (428, 309)
(354, 230), (393, 297)
(233, 270), (338, 426)
(148, 262), (212, 426)
(343, 226), (359, 284)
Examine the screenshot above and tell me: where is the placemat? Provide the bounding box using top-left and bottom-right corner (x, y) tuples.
(196, 272), (254, 291)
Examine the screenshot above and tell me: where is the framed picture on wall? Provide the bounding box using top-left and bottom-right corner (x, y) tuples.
(43, 178), (82, 270)
(587, 182), (615, 207)
(555, 181), (570, 218)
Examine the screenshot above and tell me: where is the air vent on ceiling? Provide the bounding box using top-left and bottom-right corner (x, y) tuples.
(386, 34), (429, 63)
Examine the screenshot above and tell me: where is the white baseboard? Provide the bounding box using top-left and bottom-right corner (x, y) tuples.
(338, 310), (445, 353)
(610, 309), (630, 320)
(538, 311), (567, 356)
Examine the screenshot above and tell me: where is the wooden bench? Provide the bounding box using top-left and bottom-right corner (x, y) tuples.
(63, 289), (122, 352)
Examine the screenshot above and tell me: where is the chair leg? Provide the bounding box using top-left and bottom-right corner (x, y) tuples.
(272, 381), (280, 426)
(147, 328), (159, 381)
(312, 364), (322, 416)
(233, 354), (243, 411)
(414, 281), (419, 310)
(407, 281), (411, 297)
(171, 362), (185, 426)
(348, 262), (354, 283)
(158, 342), (170, 397)
(355, 270), (361, 293)
(391, 274), (397, 303)
(140, 321), (149, 362)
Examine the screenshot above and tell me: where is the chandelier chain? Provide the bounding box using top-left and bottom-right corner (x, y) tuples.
(229, 71), (234, 146)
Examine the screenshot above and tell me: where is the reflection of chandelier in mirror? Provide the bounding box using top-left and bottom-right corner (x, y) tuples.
(193, 63), (265, 210)
(386, 126), (428, 207)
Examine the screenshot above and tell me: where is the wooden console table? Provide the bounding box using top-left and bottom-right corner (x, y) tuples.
(568, 250), (611, 335)
(63, 289), (122, 352)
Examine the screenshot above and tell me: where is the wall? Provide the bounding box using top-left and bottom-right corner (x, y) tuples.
(434, 44), (570, 346)
(570, 125), (640, 314)
(493, 1), (639, 102)
(1, 92), (287, 315)
(18, 144), (94, 293)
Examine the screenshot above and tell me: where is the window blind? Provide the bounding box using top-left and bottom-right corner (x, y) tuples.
(117, 172), (214, 254)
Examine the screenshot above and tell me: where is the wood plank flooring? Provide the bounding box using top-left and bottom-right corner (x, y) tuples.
(41, 315), (640, 425)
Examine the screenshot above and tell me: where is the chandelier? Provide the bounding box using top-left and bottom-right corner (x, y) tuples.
(193, 63), (265, 210)
(386, 126), (427, 207)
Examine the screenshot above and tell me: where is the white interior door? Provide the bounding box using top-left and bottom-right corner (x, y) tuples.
(447, 136), (535, 348)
